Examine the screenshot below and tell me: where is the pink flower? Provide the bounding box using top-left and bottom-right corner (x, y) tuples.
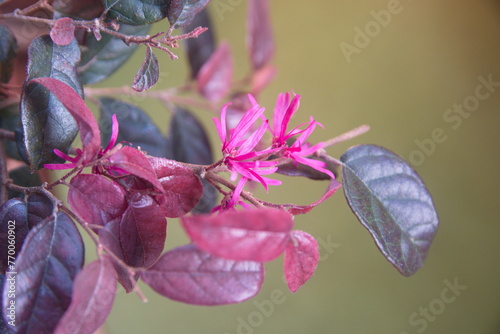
(44, 114), (120, 170)
(271, 92), (334, 179)
(213, 96), (280, 205)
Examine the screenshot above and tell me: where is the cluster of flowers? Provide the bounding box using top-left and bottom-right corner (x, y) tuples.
(213, 92), (334, 210)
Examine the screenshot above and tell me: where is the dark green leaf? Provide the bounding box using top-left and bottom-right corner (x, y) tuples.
(169, 106), (212, 164)
(0, 24), (17, 85)
(0, 103), (22, 161)
(98, 96), (167, 157)
(20, 35), (82, 170)
(169, 106), (215, 213)
(182, 8), (215, 78)
(102, 0), (170, 25)
(132, 46), (159, 92)
(341, 144), (439, 276)
(8, 166), (41, 199)
(79, 24), (150, 84)
(167, 0), (210, 29)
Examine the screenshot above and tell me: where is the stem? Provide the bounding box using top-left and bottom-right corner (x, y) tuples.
(322, 124), (370, 149)
(60, 205), (149, 302)
(205, 171), (264, 208)
(7, 182), (62, 215)
(0, 129), (15, 142)
(0, 9), (206, 60)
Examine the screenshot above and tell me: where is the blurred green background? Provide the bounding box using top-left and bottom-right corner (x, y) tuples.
(92, 0), (500, 333)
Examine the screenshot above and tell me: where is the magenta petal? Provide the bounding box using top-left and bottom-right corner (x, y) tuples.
(53, 149), (79, 163)
(104, 114), (119, 153)
(231, 177), (248, 204)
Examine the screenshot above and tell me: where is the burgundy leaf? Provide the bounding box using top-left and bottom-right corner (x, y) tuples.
(141, 244), (264, 305)
(54, 256), (116, 334)
(196, 42), (232, 102)
(247, 0), (274, 70)
(68, 174), (128, 226)
(107, 146), (163, 193)
(50, 17), (76, 46)
(148, 157), (203, 217)
(132, 46), (159, 92)
(2, 212), (84, 333)
(0, 193), (55, 271)
(98, 219), (138, 293)
(182, 208), (294, 262)
(284, 230), (319, 293)
(29, 77), (101, 162)
(287, 179), (342, 215)
(120, 192), (167, 268)
(24, 193), (55, 227)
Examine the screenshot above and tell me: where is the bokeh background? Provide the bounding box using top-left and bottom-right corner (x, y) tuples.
(91, 0), (500, 333)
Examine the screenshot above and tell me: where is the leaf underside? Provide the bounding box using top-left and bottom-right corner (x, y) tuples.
(341, 144), (439, 276)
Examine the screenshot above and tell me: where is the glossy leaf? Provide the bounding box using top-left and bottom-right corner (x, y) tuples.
(0, 193), (56, 271)
(79, 24), (150, 84)
(54, 256), (116, 334)
(2, 212), (84, 333)
(182, 8), (215, 78)
(107, 146), (163, 193)
(284, 230), (319, 293)
(68, 174), (127, 226)
(98, 219), (138, 292)
(182, 208), (294, 262)
(119, 192), (167, 268)
(0, 24), (17, 85)
(31, 77), (101, 163)
(341, 144), (439, 276)
(148, 157), (203, 217)
(197, 42), (232, 102)
(287, 179), (341, 215)
(247, 0), (274, 70)
(52, 0), (104, 20)
(132, 46), (159, 92)
(102, 0), (170, 25)
(167, 0), (211, 29)
(141, 244), (264, 305)
(20, 35), (82, 170)
(50, 17), (75, 46)
(0, 198), (30, 272)
(98, 96), (167, 157)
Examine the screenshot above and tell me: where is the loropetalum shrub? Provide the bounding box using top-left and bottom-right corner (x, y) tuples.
(0, 0), (439, 333)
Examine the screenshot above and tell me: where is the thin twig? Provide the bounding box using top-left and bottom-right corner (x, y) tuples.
(322, 124), (370, 149)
